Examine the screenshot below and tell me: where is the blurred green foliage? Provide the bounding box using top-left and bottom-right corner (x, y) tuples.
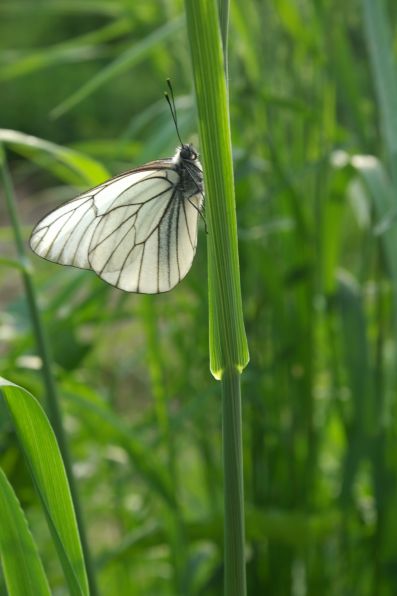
(1, 0), (397, 594)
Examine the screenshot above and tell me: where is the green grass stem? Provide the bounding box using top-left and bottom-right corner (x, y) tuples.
(0, 146), (99, 596)
(185, 1), (248, 594)
(184, 0), (248, 379)
(221, 367), (247, 596)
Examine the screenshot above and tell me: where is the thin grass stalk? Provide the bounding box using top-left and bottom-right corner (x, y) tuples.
(184, 1), (249, 594)
(0, 146), (99, 596)
(140, 297), (187, 594)
(221, 367), (246, 595)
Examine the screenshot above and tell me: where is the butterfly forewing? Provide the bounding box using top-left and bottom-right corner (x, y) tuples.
(30, 150), (203, 294)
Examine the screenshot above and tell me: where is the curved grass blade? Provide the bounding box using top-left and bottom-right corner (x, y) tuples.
(0, 18), (133, 81)
(362, 0), (397, 184)
(0, 467), (51, 596)
(0, 128), (109, 186)
(51, 17), (183, 119)
(0, 377), (89, 596)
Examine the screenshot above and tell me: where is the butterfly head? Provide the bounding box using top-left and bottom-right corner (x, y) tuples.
(178, 143), (199, 162)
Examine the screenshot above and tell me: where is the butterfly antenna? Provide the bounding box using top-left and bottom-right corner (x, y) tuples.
(164, 78), (183, 146)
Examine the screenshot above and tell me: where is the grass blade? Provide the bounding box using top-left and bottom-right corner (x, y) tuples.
(0, 18), (133, 81)
(0, 147), (99, 596)
(362, 0), (397, 184)
(0, 467), (51, 596)
(185, 1), (248, 378)
(51, 18), (183, 119)
(0, 377), (89, 596)
(0, 129), (109, 186)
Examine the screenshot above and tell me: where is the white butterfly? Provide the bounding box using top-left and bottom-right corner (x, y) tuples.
(30, 143), (204, 294)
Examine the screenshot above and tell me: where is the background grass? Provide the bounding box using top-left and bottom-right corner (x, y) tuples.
(1, 0), (397, 594)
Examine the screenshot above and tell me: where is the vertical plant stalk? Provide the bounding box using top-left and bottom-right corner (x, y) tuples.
(184, 2), (248, 378)
(221, 367), (246, 595)
(185, 1), (249, 595)
(0, 146), (99, 596)
(140, 297), (187, 594)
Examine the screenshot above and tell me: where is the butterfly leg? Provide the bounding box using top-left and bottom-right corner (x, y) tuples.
(187, 194), (207, 234)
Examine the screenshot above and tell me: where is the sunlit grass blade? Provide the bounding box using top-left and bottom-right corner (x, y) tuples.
(51, 18), (183, 119)
(0, 377), (89, 596)
(0, 467), (51, 596)
(0, 129), (109, 186)
(184, 2), (248, 378)
(0, 18), (133, 80)
(0, 1), (123, 17)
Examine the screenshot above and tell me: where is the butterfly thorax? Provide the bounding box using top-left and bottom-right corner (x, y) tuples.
(173, 144), (203, 200)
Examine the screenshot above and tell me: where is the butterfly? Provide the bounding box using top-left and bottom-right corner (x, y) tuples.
(30, 83), (204, 294)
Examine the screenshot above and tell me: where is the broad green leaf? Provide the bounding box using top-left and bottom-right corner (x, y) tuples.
(0, 467), (51, 596)
(0, 377), (89, 596)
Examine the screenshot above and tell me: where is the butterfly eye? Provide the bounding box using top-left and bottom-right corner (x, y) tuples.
(180, 145), (191, 159)
(180, 145), (198, 161)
